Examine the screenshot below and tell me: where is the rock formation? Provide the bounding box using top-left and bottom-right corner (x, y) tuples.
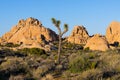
(84, 34), (109, 51)
(106, 21), (120, 44)
(67, 26), (89, 44)
(0, 17), (58, 47)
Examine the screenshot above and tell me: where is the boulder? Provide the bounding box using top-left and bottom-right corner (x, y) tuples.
(67, 26), (89, 44)
(0, 17), (58, 46)
(84, 34), (109, 51)
(106, 21), (120, 44)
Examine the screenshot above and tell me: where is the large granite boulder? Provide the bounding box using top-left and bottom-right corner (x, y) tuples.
(1, 17), (58, 45)
(106, 21), (120, 44)
(67, 26), (89, 44)
(84, 34), (109, 51)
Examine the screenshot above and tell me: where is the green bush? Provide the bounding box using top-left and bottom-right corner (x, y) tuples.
(21, 48), (46, 56)
(84, 47), (90, 51)
(68, 53), (97, 73)
(63, 42), (84, 50)
(4, 43), (20, 47)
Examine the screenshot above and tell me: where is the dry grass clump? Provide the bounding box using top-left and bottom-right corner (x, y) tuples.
(98, 52), (120, 72)
(77, 69), (102, 80)
(41, 74), (54, 80)
(68, 52), (98, 73)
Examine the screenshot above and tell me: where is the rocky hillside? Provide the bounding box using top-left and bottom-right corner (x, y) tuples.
(0, 17), (58, 45)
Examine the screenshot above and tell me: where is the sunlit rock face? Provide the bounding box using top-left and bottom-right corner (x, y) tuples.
(106, 21), (120, 44)
(68, 26), (89, 44)
(84, 34), (109, 51)
(1, 17), (58, 45)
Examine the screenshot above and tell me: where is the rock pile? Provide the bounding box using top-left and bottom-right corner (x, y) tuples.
(0, 17), (58, 49)
(67, 26), (89, 44)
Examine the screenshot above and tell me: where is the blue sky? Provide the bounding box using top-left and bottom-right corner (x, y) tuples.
(0, 0), (120, 37)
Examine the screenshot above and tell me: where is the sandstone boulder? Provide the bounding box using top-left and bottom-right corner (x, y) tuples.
(67, 26), (89, 44)
(84, 34), (109, 51)
(106, 21), (120, 44)
(1, 17), (58, 45)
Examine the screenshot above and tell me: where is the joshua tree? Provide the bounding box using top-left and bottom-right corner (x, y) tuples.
(51, 18), (68, 64)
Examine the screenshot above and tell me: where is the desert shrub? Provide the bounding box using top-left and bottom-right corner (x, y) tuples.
(64, 42), (74, 49)
(0, 49), (16, 58)
(4, 43), (20, 47)
(14, 51), (27, 57)
(9, 75), (25, 80)
(95, 52), (120, 79)
(109, 74), (120, 80)
(68, 55), (97, 73)
(63, 42), (84, 50)
(105, 49), (120, 54)
(77, 69), (103, 80)
(32, 60), (55, 79)
(98, 53), (120, 71)
(69, 56), (86, 73)
(0, 58), (29, 80)
(54, 55), (58, 60)
(29, 48), (46, 55)
(62, 69), (103, 80)
(53, 41), (59, 47)
(62, 71), (71, 79)
(41, 74), (54, 80)
(21, 48), (46, 56)
(84, 47), (90, 51)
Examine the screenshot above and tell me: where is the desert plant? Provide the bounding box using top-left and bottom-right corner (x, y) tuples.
(21, 48), (46, 56)
(84, 47), (90, 51)
(98, 53), (120, 72)
(51, 18), (68, 64)
(69, 56), (95, 73)
(4, 42), (20, 47)
(68, 52), (98, 73)
(78, 69), (102, 80)
(0, 57), (29, 80)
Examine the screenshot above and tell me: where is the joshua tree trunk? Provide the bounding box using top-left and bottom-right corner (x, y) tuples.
(51, 18), (68, 64)
(58, 35), (62, 64)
